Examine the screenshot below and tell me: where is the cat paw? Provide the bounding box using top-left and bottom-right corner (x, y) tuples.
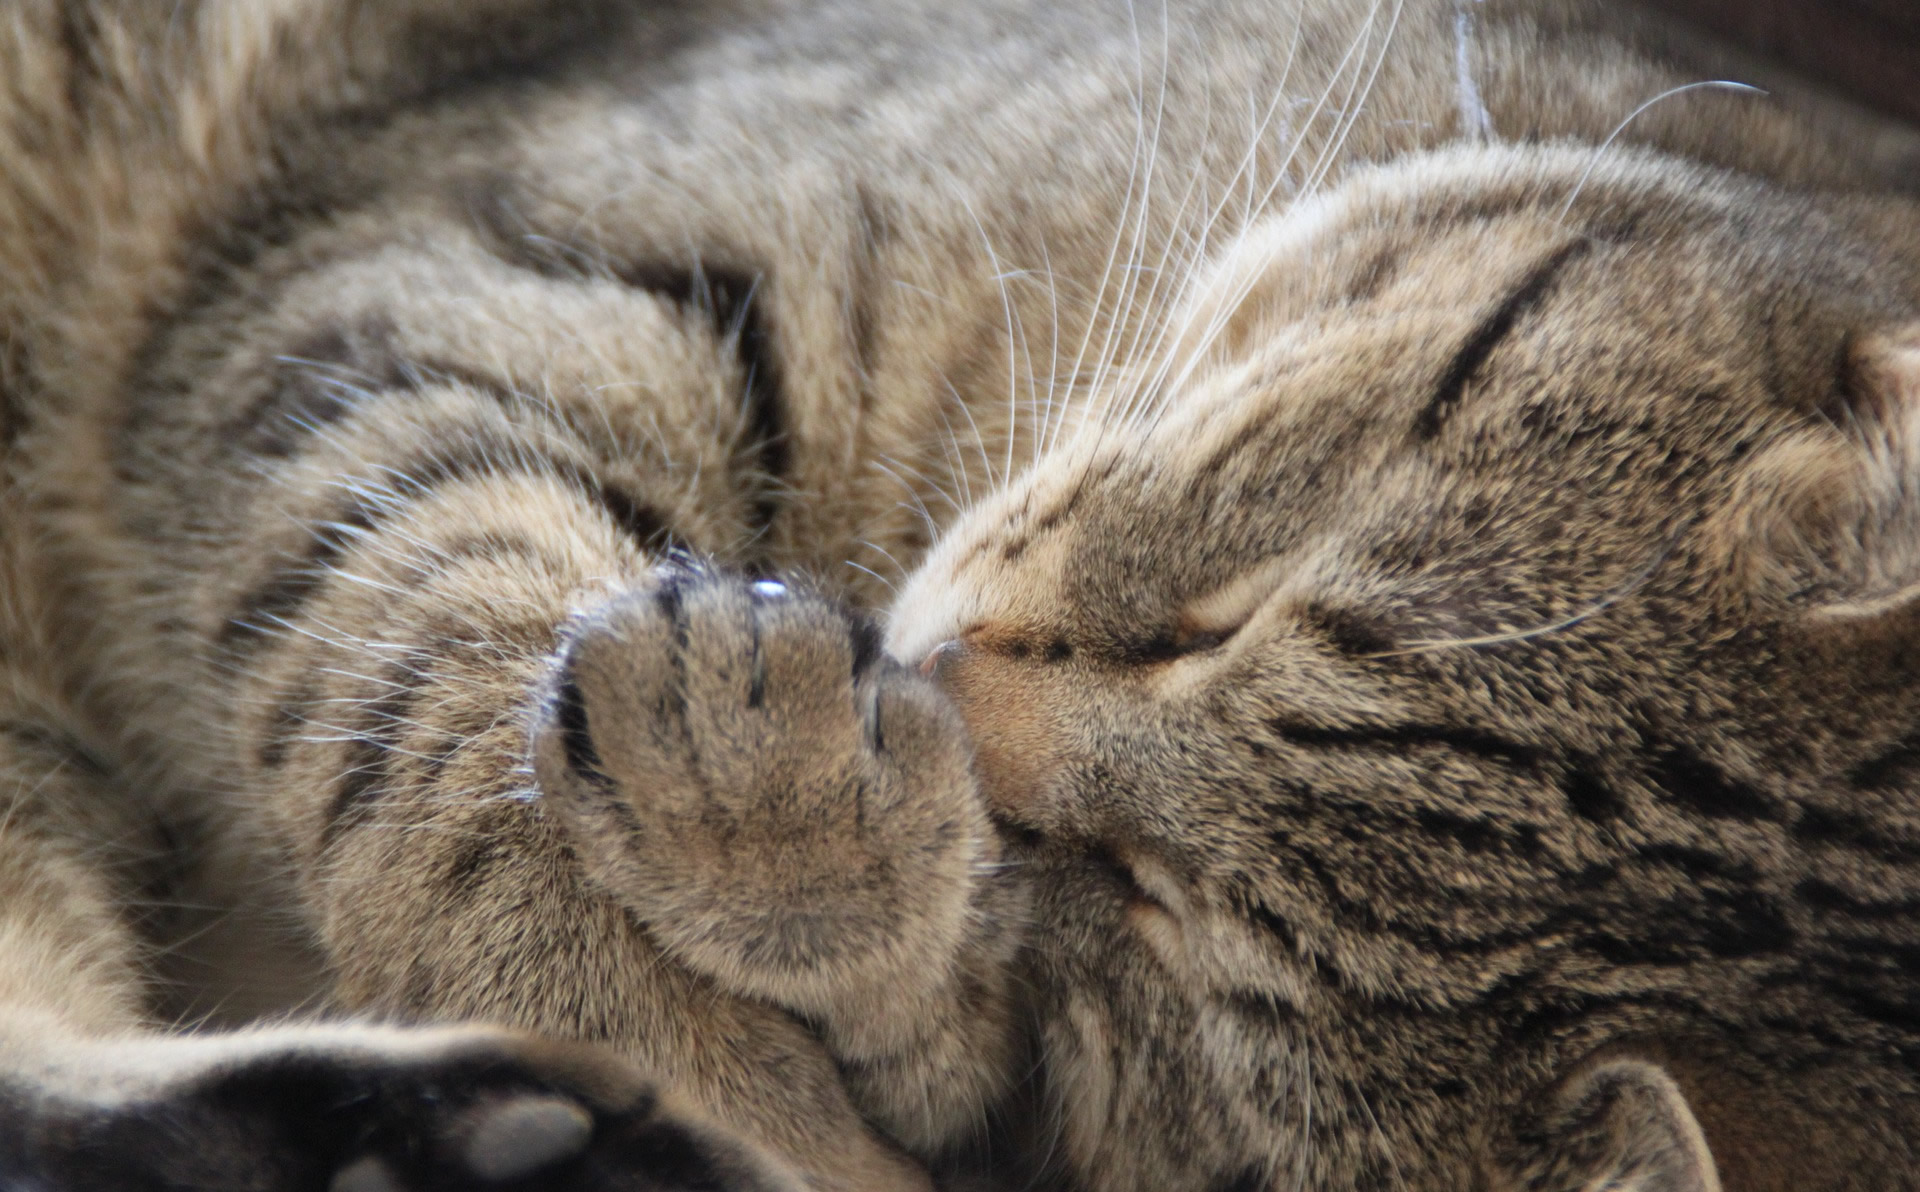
(531, 571), (993, 1013)
(10, 1025), (798, 1192)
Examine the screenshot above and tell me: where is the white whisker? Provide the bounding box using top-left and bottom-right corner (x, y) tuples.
(1556, 80), (1766, 222)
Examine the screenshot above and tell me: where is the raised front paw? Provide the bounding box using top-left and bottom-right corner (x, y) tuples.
(7, 1024), (798, 1192)
(531, 571), (994, 1016)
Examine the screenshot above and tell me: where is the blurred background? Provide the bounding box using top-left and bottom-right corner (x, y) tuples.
(1643, 0), (1919, 127)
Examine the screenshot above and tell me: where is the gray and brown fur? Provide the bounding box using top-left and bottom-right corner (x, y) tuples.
(2, 0), (1918, 1188)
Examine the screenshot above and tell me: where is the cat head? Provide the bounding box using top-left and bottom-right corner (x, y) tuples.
(889, 141), (1920, 1191)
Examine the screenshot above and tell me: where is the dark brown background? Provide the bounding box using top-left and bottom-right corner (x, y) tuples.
(1641, 0), (1920, 127)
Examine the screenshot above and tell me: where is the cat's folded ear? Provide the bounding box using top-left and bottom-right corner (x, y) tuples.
(1516, 1059), (1721, 1192)
(1705, 324), (1920, 619)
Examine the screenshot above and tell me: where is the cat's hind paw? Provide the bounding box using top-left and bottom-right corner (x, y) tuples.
(6, 1023), (798, 1192)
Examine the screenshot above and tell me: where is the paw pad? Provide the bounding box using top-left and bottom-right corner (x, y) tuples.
(459, 1095), (595, 1181)
(330, 1156), (406, 1192)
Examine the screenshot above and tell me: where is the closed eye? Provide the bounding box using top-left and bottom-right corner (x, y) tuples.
(1134, 557), (1300, 665)
(1119, 625), (1239, 665)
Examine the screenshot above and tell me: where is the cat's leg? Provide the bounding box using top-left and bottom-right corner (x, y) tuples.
(102, 253), (1023, 1183)
(208, 450), (936, 1190)
(8, 2), (1018, 1183)
(0, 673), (798, 1192)
(217, 454), (1020, 1182)
(0, 702), (160, 1090)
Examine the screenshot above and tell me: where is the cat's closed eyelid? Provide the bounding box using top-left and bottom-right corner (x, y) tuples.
(1115, 572), (1278, 666)
(1175, 557), (1295, 642)
(1157, 592), (1396, 666)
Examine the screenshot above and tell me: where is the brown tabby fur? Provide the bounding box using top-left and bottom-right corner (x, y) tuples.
(1, 0), (1918, 1189)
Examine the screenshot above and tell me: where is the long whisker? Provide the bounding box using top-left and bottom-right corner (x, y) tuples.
(1556, 80), (1766, 222)
(1132, 0), (1404, 434)
(1080, 0), (1176, 450)
(1369, 535), (1679, 657)
(843, 558), (898, 594)
(1114, 16), (1309, 427)
(1452, 0), (1494, 141)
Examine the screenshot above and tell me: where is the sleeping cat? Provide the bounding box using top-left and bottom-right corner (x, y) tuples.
(2, 0), (1917, 1189)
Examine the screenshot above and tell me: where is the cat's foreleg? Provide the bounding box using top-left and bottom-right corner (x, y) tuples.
(532, 572), (1030, 1154)
(0, 675), (789, 1192)
(88, 239), (1023, 1177)
(214, 447), (944, 1190)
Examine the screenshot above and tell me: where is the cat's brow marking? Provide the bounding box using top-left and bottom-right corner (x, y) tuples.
(1413, 239), (1590, 440)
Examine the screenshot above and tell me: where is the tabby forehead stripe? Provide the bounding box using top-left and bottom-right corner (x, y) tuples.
(1413, 240), (1591, 440)
(1644, 740), (1781, 821)
(1267, 717), (1543, 768)
(1848, 731), (1920, 791)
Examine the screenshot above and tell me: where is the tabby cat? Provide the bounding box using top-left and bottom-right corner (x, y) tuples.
(2, 0), (1917, 1189)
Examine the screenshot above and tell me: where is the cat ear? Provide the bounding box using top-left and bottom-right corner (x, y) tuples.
(1524, 1060), (1722, 1192)
(1707, 325), (1920, 617)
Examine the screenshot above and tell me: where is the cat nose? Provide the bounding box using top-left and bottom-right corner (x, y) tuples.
(919, 639), (964, 679)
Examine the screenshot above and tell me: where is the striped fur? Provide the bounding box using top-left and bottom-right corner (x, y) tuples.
(2, 0), (1918, 1189)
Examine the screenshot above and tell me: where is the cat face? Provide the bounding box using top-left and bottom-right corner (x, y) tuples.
(888, 143), (1920, 1189)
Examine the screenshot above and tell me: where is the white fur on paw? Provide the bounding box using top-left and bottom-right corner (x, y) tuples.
(330, 1156), (406, 1192)
(459, 1095), (595, 1181)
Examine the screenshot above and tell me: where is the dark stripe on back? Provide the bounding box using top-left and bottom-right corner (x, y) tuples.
(1559, 759), (1625, 821)
(1413, 241), (1589, 440)
(1792, 804), (1920, 866)
(1848, 730), (1920, 791)
(1574, 890), (1793, 965)
(1236, 894), (1300, 951)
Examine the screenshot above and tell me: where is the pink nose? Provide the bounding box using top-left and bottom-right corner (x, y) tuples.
(919, 639), (962, 679)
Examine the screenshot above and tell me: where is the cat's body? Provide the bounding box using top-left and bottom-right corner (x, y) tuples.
(2, 1), (1918, 1189)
